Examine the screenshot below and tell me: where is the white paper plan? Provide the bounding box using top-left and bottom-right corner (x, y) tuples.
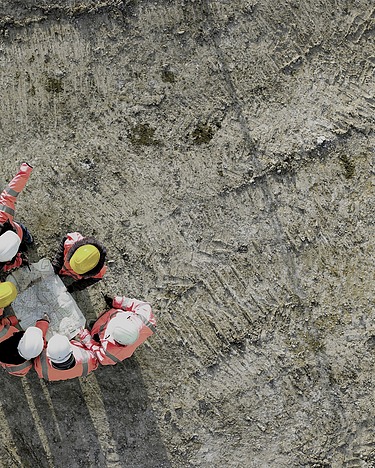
(7, 258), (86, 340)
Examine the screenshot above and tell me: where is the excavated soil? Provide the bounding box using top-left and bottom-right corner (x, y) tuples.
(0, 1), (374, 467)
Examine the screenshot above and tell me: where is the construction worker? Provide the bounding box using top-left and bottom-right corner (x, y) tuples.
(79, 295), (156, 366)
(0, 315), (49, 377)
(0, 281), (21, 343)
(0, 162), (34, 274)
(34, 334), (98, 381)
(51, 232), (107, 292)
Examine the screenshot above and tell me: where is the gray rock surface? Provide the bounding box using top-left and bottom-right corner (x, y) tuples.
(0, 0), (374, 466)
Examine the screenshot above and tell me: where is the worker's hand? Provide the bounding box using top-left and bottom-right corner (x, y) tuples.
(79, 328), (92, 345)
(103, 294), (113, 307)
(73, 326), (84, 340)
(42, 313), (50, 323)
(82, 335), (91, 345)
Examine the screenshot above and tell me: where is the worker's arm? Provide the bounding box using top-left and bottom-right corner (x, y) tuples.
(51, 236), (67, 274)
(0, 163), (33, 224)
(78, 329), (101, 352)
(113, 296), (156, 333)
(79, 328), (116, 365)
(79, 330), (116, 365)
(35, 316), (50, 347)
(0, 253), (23, 272)
(1, 315), (20, 327)
(71, 341), (99, 370)
(113, 296), (152, 318)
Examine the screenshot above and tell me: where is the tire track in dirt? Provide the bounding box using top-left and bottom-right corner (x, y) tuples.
(0, 1), (132, 31)
(196, 0), (309, 299)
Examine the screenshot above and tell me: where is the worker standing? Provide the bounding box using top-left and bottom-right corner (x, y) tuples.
(0, 163), (34, 274)
(0, 281), (21, 343)
(79, 295), (156, 366)
(0, 315), (49, 377)
(34, 334), (98, 381)
(51, 232), (107, 292)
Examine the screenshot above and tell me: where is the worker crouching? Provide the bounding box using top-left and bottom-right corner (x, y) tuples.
(34, 334), (98, 381)
(79, 295), (156, 366)
(0, 317), (49, 377)
(51, 232), (107, 292)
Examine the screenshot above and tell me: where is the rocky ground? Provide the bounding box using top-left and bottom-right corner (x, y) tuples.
(0, 0), (374, 467)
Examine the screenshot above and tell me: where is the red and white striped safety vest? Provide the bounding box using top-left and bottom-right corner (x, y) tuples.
(34, 340), (98, 381)
(88, 297), (156, 366)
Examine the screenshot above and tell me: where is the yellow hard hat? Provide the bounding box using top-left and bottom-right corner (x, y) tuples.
(69, 245), (100, 274)
(0, 281), (18, 308)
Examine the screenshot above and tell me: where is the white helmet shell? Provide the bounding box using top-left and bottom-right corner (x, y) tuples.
(109, 315), (140, 345)
(47, 334), (73, 363)
(18, 327), (44, 360)
(0, 231), (21, 262)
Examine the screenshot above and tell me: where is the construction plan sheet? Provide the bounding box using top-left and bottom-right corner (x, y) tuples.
(7, 258), (86, 340)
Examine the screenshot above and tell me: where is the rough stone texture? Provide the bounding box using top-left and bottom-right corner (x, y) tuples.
(0, 0), (374, 467)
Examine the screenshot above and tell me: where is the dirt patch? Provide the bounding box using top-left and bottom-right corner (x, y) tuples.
(0, 1), (374, 467)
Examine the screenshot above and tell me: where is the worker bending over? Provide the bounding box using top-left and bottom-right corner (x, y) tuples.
(79, 295), (156, 366)
(52, 232), (107, 292)
(34, 333), (98, 381)
(0, 315), (49, 376)
(0, 163), (34, 274)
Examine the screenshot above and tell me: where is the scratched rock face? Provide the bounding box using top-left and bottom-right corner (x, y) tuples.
(0, 1), (374, 467)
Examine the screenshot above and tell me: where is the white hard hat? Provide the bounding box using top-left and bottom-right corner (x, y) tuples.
(47, 334), (73, 363)
(0, 231), (21, 262)
(108, 315), (140, 345)
(18, 327), (44, 360)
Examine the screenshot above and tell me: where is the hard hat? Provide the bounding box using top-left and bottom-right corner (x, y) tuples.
(0, 231), (21, 262)
(18, 327), (44, 360)
(47, 334), (73, 363)
(69, 245), (100, 274)
(0, 281), (17, 308)
(109, 315), (140, 345)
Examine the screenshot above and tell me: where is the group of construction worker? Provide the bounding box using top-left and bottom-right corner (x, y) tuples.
(0, 163), (156, 381)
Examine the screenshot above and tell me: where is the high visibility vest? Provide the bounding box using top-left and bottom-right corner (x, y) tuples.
(0, 318), (47, 377)
(59, 232), (107, 280)
(0, 163), (32, 237)
(0, 252), (23, 273)
(34, 341), (98, 381)
(90, 300), (156, 366)
(1, 360), (32, 377)
(0, 314), (20, 343)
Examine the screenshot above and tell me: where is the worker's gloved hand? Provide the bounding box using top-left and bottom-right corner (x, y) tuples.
(103, 294), (113, 307)
(73, 326), (83, 340)
(42, 313), (50, 323)
(79, 328), (92, 345)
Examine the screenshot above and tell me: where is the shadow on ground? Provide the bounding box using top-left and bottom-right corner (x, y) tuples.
(0, 358), (171, 468)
